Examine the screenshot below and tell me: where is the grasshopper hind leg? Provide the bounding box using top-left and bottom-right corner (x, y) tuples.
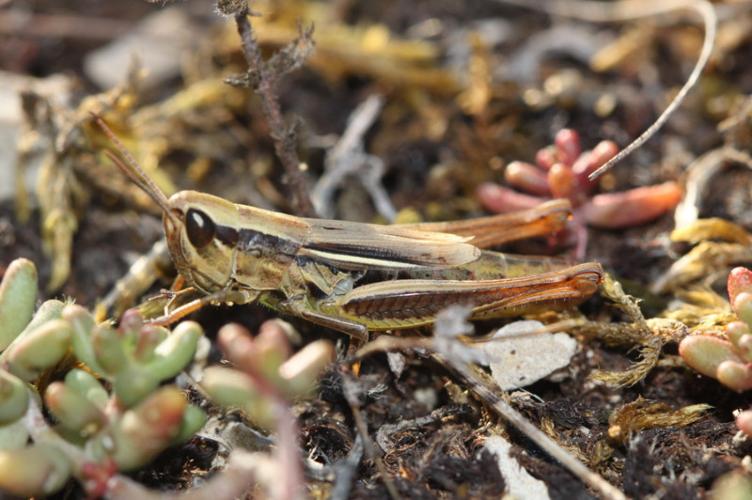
(298, 308), (369, 343)
(335, 262), (603, 331)
(277, 296), (369, 343)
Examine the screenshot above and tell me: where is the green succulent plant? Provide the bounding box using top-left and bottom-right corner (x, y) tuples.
(201, 321), (335, 429)
(0, 258), (206, 497)
(680, 267), (752, 436)
(200, 320), (335, 500)
(680, 267), (752, 392)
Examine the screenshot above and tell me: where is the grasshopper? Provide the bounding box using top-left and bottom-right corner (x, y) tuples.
(94, 115), (603, 341)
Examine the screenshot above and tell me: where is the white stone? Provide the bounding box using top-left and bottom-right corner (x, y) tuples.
(84, 8), (198, 90)
(484, 435), (550, 500)
(480, 320), (577, 390)
(386, 352), (406, 378)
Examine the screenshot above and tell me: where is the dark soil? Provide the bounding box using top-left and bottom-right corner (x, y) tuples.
(3, 0), (752, 499)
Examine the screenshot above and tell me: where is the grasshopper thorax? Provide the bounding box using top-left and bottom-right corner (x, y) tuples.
(164, 191), (304, 295)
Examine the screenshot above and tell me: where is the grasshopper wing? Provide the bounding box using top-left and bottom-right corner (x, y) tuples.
(401, 199), (571, 249)
(300, 218), (480, 271)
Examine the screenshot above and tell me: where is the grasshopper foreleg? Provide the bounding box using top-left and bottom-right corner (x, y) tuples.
(147, 288), (261, 326)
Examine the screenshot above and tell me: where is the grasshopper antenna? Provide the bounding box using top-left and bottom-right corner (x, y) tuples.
(91, 112), (176, 219)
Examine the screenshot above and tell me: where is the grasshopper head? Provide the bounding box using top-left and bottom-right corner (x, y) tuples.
(164, 191), (240, 293)
(92, 114), (241, 293)
(94, 115), (302, 295)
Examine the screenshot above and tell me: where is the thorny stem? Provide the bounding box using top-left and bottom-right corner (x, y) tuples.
(233, 10), (317, 217)
(495, 0), (717, 181)
(438, 356), (627, 500)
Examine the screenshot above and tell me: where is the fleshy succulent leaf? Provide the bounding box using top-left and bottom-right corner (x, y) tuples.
(733, 292), (752, 327)
(728, 267), (752, 308)
(0, 370), (30, 425)
(64, 369), (108, 409)
(679, 335), (741, 379)
(0, 443), (71, 497)
(173, 405), (207, 444)
(4, 319), (72, 381)
(64, 304), (107, 375)
(736, 409), (752, 437)
(145, 321), (202, 381)
(133, 325), (169, 363)
(108, 386), (188, 470)
(0, 258), (38, 352)
(278, 340), (335, 397)
(92, 324), (128, 374)
(726, 321), (750, 348)
(0, 419), (29, 451)
(22, 299), (66, 337)
(45, 382), (106, 435)
(716, 360), (752, 393)
(113, 366), (159, 408)
(202, 366), (259, 408)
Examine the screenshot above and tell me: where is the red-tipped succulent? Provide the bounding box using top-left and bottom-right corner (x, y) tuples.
(680, 267), (752, 436)
(477, 129), (682, 257)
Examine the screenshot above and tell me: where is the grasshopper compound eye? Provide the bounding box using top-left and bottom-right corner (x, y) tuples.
(186, 208), (216, 248)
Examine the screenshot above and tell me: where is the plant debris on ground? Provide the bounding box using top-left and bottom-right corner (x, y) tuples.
(3, 0), (752, 498)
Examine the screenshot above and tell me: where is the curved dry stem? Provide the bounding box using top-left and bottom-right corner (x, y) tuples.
(674, 147), (752, 229)
(495, 0), (717, 180)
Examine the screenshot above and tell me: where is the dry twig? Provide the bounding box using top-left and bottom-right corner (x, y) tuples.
(340, 370), (401, 500)
(312, 95), (396, 221)
(225, 2), (317, 217)
(437, 356), (627, 500)
(352, 313), (626, 500)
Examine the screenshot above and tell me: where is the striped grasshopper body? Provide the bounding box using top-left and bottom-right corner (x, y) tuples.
(95, 117), (603, 341)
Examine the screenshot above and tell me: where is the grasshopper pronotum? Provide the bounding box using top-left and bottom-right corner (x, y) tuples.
(94, 115), (603, 341)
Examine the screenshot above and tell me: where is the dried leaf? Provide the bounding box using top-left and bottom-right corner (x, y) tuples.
(607, 397), (711, 444)
(653, 242), (752, 294)
(671, 218), (752, 246)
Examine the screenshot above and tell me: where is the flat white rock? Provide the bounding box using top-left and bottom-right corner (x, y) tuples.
(480, 320), (577, 390)
(484, 435), (550, 500)
(84, 8), (198, 90)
